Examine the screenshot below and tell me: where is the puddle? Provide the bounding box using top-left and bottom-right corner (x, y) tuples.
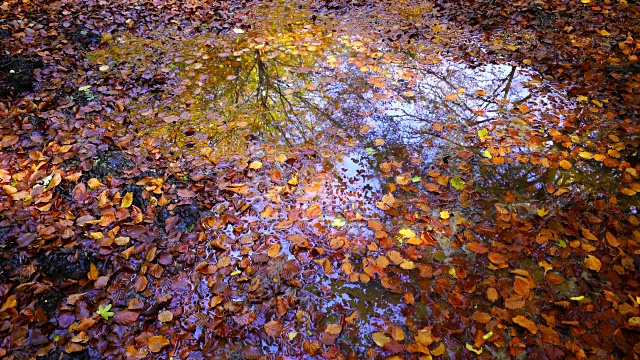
(84, 3), (639, 358)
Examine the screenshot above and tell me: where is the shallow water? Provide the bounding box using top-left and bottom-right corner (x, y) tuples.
(87, 2), (639, 358)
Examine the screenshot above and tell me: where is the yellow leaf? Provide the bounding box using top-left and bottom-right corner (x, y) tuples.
(536, 207), (549, 217)
(444, 93), (458, 101)
(274, 154), (287, 162)
(399, 228), (416, 239)
(579, 151), (593, 159)
(559, 160), (572, 170)
(87, 178), (104, 189)
(440, 211), (450, 219)
(121, 192), (133, 208)
(232, 28), (245, 34)
(600, 29), (611, 36)
(466, 343), (482, 354)
(288, 174), (299, 185)
(371, 332), (390, 347)
(249, 161), (263, 170)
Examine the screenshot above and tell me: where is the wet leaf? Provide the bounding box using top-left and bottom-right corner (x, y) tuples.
(372, 332), (391, 347)
(332, 218), (346, 227)
(512, 315), (538, 334)
(121, 192), (133, 208)
(325, 323), (342, 335)
(148, 335), (169, 353)
(264, 320), (283, 337)
(450, 177), (465, 191)
(158, 310), (173, 323)
(584, 255), (601, 272)
(466, 343), (482, 354)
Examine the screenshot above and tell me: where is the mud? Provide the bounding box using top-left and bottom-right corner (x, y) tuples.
(40, 250), (91, 281)
(83, 150), (134, 181)
(0, 55), (42, 97)
(71, 27), (101, 49)
(39, 289), (63, 318)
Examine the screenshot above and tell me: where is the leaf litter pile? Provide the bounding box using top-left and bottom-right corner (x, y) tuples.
(1, 0), (640, 358)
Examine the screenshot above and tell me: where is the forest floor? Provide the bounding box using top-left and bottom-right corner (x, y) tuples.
(1, 0), (640, 359)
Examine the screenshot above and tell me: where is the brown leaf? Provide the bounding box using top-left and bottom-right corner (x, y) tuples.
(325, 323), (342, 335)
(303, 341), (320, 356)
(114, 310), (139, 326)
(486, 287), (499, 302)
(512, 315), (538, 334)
(264, 320), (283, 337)
(305, 203), (322, 218)
(471, 311), (492, 323)
(232, 311), (256, 325)
(148, 335), (169, 353)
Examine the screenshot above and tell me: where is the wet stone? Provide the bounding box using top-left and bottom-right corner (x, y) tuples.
(40, 250), (91, 281)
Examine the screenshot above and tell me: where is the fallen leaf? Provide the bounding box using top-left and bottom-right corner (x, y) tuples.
(584, 255), (601, 272)
(372, 332), (391, 347)
(512, 315), (538, 334)
(264, 320), (283, 337)
(148, 335), (169, 353)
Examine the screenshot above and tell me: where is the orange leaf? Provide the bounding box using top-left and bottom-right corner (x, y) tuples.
(148, 335), (169, 353)
(444, 93), (458, 101)
(488, 253), (506, 265)
(467, 242), (488, 254)
(584, 255), (601, 272)
(513, 276), (530, 297)
(512, 315), (538, 334)
(88, 263), (99, 280)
